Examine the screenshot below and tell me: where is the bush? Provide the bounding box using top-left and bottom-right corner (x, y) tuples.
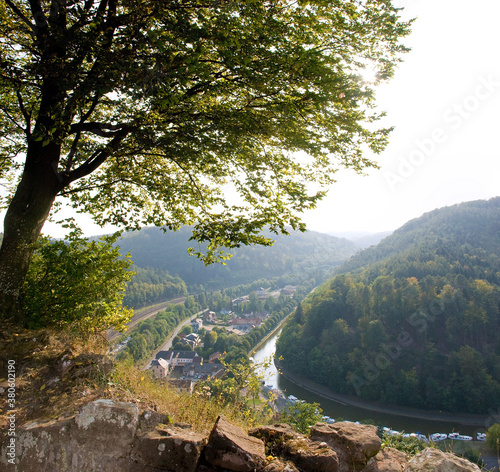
(459, 445), (484, 468)
(381, 433), (426, 457)
(486, 423), (500, 451)
(24, 233), (134, 334)
(279, 401), (323, 434)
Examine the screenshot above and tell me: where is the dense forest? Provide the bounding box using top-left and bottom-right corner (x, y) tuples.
(276, 198), (500, 414)
(122, 267), (188, 309)
(115, 226), (357, 291)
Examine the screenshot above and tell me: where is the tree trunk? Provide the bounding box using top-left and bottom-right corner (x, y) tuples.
(0, 143), (61, 322)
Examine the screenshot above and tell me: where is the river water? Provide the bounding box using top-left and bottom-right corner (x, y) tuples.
(252, 330), (487, 437)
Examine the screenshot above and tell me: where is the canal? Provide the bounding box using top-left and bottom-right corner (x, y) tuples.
(252, 330), (488, 437)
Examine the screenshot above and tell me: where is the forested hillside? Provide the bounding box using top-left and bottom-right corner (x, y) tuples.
(276, 198), (500, 414)
(122, 267), (188, 309)
(116, 226), (357, 291)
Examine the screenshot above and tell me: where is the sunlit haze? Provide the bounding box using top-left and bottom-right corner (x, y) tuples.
(3, 0), (500, 240)
(303, 0), (500, 236)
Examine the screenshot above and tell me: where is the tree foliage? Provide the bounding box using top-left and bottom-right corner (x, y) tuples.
(277, 198), (500, 414)
(195, 353), (265, 407)
(0, 0), (411, 318)
(279, 401), (323, 434)
(123, 266), (187, 308)
(486, 423), (500, 452)
(24, 233), (134, 333)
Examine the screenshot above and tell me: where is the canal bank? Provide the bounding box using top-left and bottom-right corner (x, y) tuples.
(253, 329), (491, 436)
(275, 359), (489, 429)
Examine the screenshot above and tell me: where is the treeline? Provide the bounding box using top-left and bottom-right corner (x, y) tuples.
(277, 198), (500, 415)
(277, 274), (500, 413)
(337, 197), (500, 280)
(116, 296), (199, 363)
(123, 267), (188, 308)
(119, 225), (352, 310)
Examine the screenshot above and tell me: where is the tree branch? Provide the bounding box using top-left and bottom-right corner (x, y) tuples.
(48, 0), (66, 29)
(4, 0), (37, 37)
(15, 91), (32, 137)
(62, 126), (133, 187)
(59, 178), (130, 196)
(65, 130), (81, 173)
(0, 106), (25, 134)
(68, 122), (131, 137)
(28, 0), (49, 35)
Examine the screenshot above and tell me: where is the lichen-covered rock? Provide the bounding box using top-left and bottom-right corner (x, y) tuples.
(404, 448), (481, 472)
(262, 458), (300, 472)
(2, 416), (75, 472)
(284, 438), (339, 472)
(131, 426), (207, 472)
(310, 421), (381, 472)
(204, 415), (266, 472)
(362, 447), (407, 472)
(75, 399), (139, 441)
(137, 409), (171, 435)
(249, 423), (301, 456)
(0, 399), (139, 472)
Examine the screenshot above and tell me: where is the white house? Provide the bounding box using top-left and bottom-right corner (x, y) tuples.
(150, 358), (169, 378)
(155, 350), (202, 368)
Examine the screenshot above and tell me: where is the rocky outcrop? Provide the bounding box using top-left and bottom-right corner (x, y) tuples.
(404, 448), (481, 472)
(9, 399), (140, 472)
(204, 416), (266, 472)
(249, 423), (339, 472)
(362, 447), (407, 472)
(283, 437), (339, 472)
(0, 400), (483, 472)
(310, 421), (382, 471)
(131, 425), (207, 472)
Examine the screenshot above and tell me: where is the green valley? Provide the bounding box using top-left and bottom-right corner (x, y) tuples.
(116, 226), (357, 294)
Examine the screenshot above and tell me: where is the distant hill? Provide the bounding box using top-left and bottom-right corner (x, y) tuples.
(277, 197), (500, 415)
(115, 226), (358, 291)
(350, 231), (393, 249)
(327, 230), (393, 249)
(337, 197), (500, 278)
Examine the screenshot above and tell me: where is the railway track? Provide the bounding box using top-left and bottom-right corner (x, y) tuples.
(107, 297), (187, 341)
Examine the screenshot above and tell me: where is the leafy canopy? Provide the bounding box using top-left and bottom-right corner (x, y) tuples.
(0, 1), (411, 259)
(24, 233), (134, 333)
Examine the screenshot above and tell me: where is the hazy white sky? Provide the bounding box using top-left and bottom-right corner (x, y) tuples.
(3, 1), (500, 239)
(304, 0), (500, 235)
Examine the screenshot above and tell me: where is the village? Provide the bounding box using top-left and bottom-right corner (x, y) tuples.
(146, 285), (297, 394)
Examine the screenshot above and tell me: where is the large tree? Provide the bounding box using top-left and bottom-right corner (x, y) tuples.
(0, 0), (411, 320)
